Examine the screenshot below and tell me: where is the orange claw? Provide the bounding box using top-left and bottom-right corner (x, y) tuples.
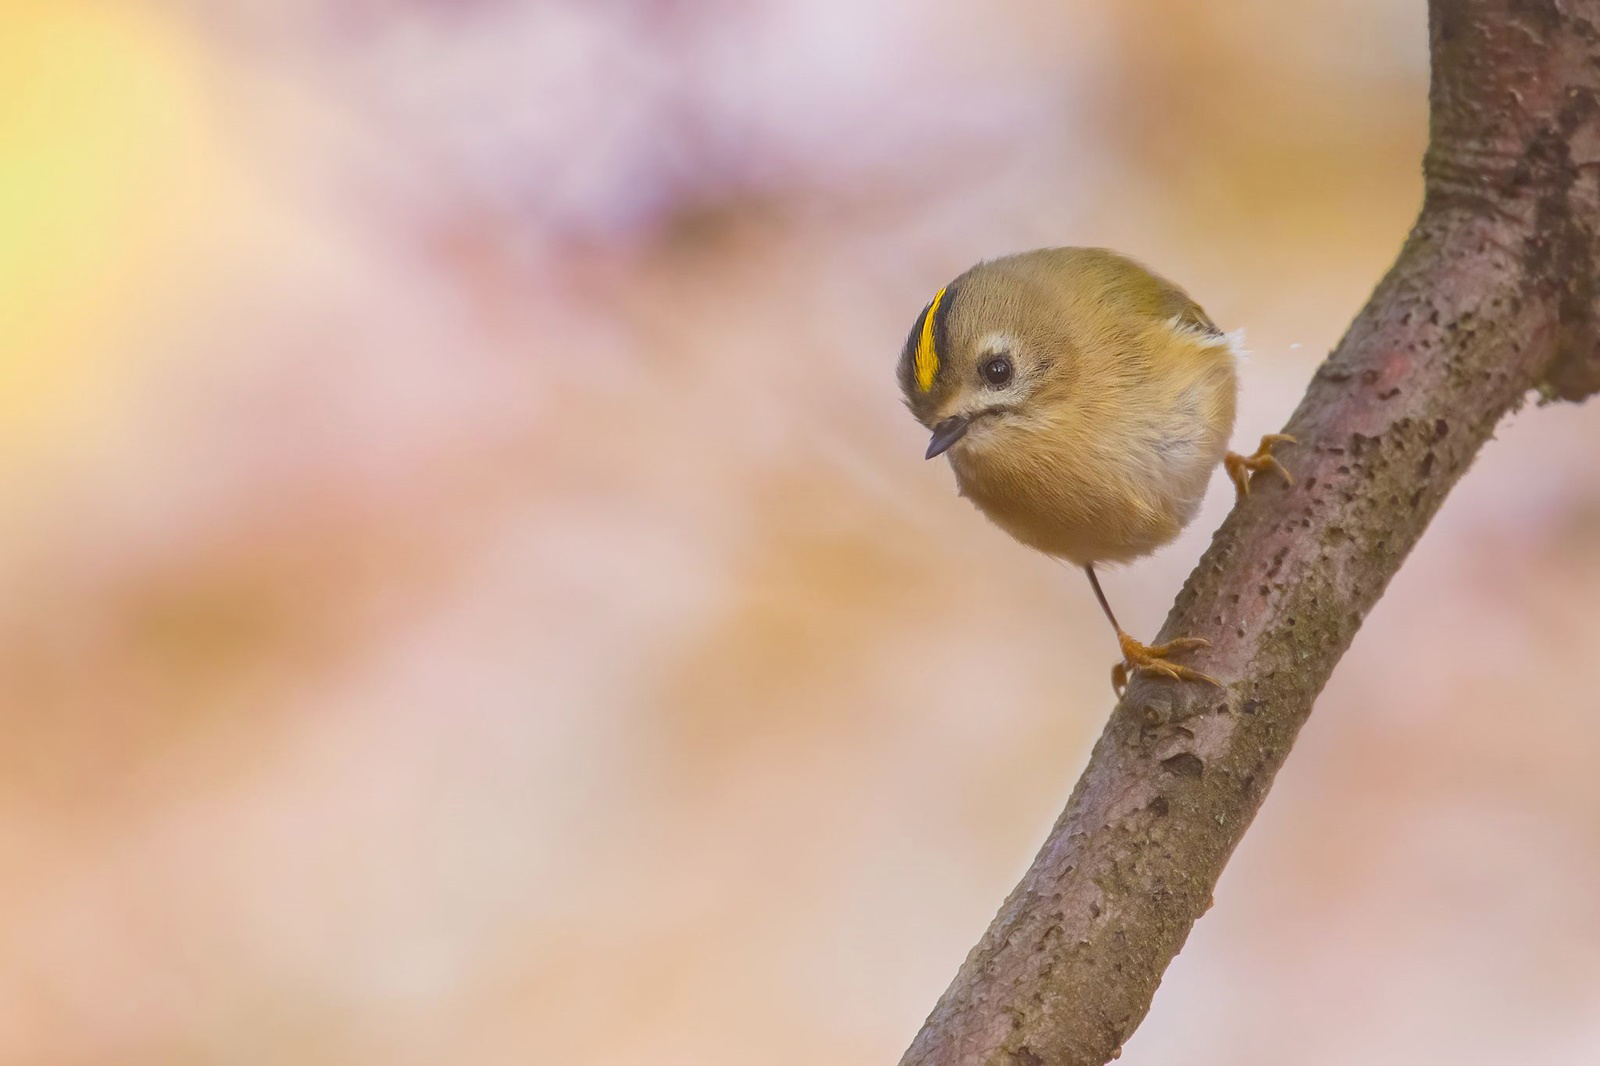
(1225, 433), (1297, 501)
(1111, 631), (1220, 697)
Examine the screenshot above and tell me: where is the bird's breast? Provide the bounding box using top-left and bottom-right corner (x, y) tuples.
(950, 398), (1229, 565)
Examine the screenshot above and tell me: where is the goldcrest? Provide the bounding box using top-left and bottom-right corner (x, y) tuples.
(898, 247), (1292, 694)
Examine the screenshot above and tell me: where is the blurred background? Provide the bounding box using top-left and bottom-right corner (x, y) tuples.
(3, 1), (1600, 1063)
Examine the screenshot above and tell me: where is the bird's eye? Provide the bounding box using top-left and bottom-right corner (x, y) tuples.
(981, 356), (1013, 387)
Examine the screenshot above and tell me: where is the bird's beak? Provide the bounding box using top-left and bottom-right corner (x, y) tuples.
(925, 416), (970, 460)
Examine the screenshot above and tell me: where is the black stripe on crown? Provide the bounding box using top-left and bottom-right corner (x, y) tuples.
(897, 281), (960, 394)
(899, 302), (933, 393)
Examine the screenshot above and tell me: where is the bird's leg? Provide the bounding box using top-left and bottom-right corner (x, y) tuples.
(1225, 433), (1296, 501)
(1085, 565), (1220, 697)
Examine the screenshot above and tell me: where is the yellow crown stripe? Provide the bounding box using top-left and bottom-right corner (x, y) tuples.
(914, 286), (947, 392)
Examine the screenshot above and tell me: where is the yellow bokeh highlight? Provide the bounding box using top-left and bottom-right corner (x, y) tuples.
(0, 0), (221, 465)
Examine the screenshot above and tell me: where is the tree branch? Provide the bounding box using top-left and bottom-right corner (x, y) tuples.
(899, 3), (1600, 1064)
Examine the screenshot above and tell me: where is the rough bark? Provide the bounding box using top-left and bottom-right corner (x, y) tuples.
(899, 3), (1600, 1064)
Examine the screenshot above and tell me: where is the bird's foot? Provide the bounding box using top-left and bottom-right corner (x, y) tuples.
(1112, 631), (1219, 697)
(1225, 434), (1296, 501)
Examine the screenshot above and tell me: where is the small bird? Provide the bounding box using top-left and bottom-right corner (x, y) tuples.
(898, 247), (1292, 695)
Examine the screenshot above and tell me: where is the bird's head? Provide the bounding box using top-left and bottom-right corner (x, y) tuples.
(898, 247), (1224, 463)
(897, 260), (1080, 462)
